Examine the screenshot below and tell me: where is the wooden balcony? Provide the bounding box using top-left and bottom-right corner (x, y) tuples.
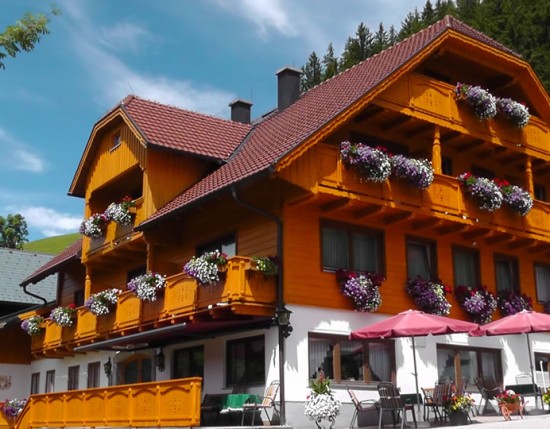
(30, 257), (276, 355)
(316, 144), (550, 241)
(12, 377), (201, 429)
(81, 197), (146, 261)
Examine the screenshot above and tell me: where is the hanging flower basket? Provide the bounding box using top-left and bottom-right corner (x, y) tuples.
(494, 179), (533, 216)
(340, 141), (391, 183)
(496, 98), (530, 128)
(336, 270), (384, 312)
(79, 213), (108, 238)
(497, 291), (532, 316)
(49, 304), (77, 327)
(104, 196), (135, 226)
(455, 285), (497, 324)
(84, 288), (122, 316)
(251, 256), (279, 276)
(183, 250), (228, 285)
(20, 315), (44, 336)
(455, 83), (497, 120)
(457, 173), (503, 212)
(390, 154), (434, 190)
(1, 398), (27, 419)
(127, 273), (166, 302)
(406, 277), (451, 316)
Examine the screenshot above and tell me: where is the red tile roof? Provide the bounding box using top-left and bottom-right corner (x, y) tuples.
(131, 17), (518, 228)
(122, 96), (252, 161)
(20, 238), (82, 287)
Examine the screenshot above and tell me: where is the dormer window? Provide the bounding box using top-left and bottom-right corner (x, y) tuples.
(111, 132), (121, 150)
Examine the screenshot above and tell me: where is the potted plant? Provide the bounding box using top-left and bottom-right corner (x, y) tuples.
(389, 154), (434, 190)
(127, 272), (166, 302)
(84, 288), (122, 316)
(304, 372), (341, 429)
(497, 291), (533, 316)
(455, 285), (497, 324)
(49, 304), (77, 327)
(251, 256), (279, 276)
(457, 173), (503, 212)
(455, 83), (497, 120)
(542, 388), (550, 408)
(496, 97), (531, 128)
(79, 213), (108, 238)
(20, 315), (44, 336)
(445, 393), (475, 426)
(406, 276), (451, 316)
(183, 249), (228, 285)
(336, 270), (384, 312)
(495, 179), (533, 216)
(1, 398), (27, 419)
(497, 390), (522, 414)
(104, 196), (135, 226)
(340, 141), (391, 183)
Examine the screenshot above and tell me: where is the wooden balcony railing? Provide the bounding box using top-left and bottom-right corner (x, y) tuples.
(379, 73), (550, 156)
(30, 257), (276, 354)
(11, 377), (201, 429)
(316, 144), (550, 239)
(82, 197), (146, 257)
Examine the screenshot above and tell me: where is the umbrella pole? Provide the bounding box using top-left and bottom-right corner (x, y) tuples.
(411, 337), (421, 415)
(526, 333), (539, 409)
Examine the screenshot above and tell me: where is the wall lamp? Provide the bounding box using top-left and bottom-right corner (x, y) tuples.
(275, 306), (293, 338)
(103, 357), (112, 377)
(155, 348), (165, 372)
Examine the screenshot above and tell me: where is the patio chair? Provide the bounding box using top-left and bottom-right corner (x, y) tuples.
(377, 382), (417, 429)
(346, 385), (378, 428)
(474, 376), (502, 415)
(241, 380), (279, 425)
(432, 381), (453, 423)
(421, 387), (440, 422)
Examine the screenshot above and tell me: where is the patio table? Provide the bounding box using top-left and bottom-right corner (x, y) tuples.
(219, 394), (261, 425)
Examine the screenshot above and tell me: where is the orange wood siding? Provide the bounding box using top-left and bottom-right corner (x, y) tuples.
(84, 123), (144, 203)
(144, 150), (211, 216)
(0, 325), (31, 364)
(283, 202), (550, 318)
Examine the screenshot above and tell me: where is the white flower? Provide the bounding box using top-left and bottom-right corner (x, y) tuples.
(304, 393), (341, 421)
(85, 288), (122, 315)
(127, 273), (166, 302)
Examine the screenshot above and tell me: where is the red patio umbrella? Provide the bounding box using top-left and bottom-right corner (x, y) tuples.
(350, 309), (480, 412)
(475, 309), (550, 409)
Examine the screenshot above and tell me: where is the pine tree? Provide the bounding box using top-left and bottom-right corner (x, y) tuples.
(340, 22), (374, 71)
(372, 23), (389, 55)
(301, 51), (322, 92)
(422, 0), (437, 25)
(398, 8), (424, 41)
(322, 43), (339, 81)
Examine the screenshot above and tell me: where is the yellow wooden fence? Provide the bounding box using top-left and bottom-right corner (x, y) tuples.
(11, 377), (201, 429)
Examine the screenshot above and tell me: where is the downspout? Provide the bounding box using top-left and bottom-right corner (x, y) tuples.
(22, 285), (48, 306)
(231, 186), (287, 425)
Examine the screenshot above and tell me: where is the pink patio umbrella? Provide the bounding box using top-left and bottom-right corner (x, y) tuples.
(350, 309), (480, 412)
(475, 309), (550, 409)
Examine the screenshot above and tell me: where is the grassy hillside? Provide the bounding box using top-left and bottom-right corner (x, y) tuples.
(23, 233), (80, 255)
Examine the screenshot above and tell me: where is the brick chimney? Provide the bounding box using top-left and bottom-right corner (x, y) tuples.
(276, 66), (302, 112)
(229, 99), (253, 124)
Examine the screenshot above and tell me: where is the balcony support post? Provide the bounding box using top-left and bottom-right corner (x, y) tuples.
(526, 156), (534, 196)
(432, 125), (442, 174)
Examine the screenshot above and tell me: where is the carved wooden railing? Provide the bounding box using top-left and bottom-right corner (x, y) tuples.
(316, 144), (550, 239)
(29, 256), (276, 354)
(11, 377), (201, 429)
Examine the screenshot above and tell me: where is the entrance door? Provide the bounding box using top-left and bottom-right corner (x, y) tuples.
(119, 354), (153, 384)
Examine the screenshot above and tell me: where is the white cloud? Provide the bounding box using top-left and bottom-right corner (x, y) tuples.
(18, 206), (82, 237)
(0, 127), (47, 173)
(97, 21), (153, 53)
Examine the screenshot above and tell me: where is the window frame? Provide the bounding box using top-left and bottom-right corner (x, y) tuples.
(45, 370), (55, 393)
(226, 335), (265, 388)
(406, 236), (438, 280)
(111, 130), (121, 151)
(534, 263), (550, 303)
(197, 234), (237, 258)
(494, 254), (520, 294)
(173, 345), (204, 379)
(87, 361), (100, 388)
(68, 365), (79, 390)
(30, 372), (40, 395)
(452, 245), (480, 290)
(320, 220), (385, 274)
(308, 333), (396, 386)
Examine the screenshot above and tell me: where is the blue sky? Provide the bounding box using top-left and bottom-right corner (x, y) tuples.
(1, 0), (426, 241)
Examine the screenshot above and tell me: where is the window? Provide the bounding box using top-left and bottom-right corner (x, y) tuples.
(471, 166), (494, 179)
(453, 246), (480, 289)
(437, 345), (502, 387)
(30, 373), (40, 395)
(74, 289), (85, 307)
(127, 266), (146, 283)
(494, 254), (519, 293)
(226, 335), (265, 387)
(535, 264), (550, 303)
(442, 156), (453, 176)
(321, 223), (384, 273)
(198, 234), (236, 258)
(111, 132), (121, 150)
(174, 346), (204, 379)
(308, 334), (395, 385)
(534, 184), (547, 202)
(406, 238), (437, 280)
(68, 365), (79, 390)
(87, 362), (100, 388)
(534, 352), (550, 386)
(120, 356), (152, 384)
(45, 370), (55, 393)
